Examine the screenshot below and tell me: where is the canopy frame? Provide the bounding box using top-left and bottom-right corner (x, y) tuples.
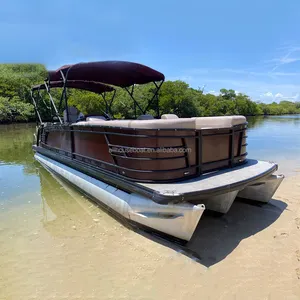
(123, 81), (163, 118)
(52, 61), (165, 119)
(32, 61), (165, 123)
(32, 79), (116, 124)
(31, 82), (63, 124)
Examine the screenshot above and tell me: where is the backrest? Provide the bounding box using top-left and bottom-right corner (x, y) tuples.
(161, 114), (179, 119)
(63, 106), (78, 123)
(137, 114), (155, 120)
(193, 116), (246, 129)
(74, 115), (246, 129)
(74, 118), (195, 129)
(86, 116), (107, 121)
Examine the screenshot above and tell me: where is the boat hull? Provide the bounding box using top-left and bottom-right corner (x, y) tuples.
(191, 174), (284, 214)
(237, 174), (284, 203)
(35, 153), (205, 241)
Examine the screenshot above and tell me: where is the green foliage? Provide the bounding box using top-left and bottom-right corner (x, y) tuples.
(68, 90), (107, 115)
(0, 64), (300, 123)
(0, 64), (47, 122)
(159, 81), (198, 117)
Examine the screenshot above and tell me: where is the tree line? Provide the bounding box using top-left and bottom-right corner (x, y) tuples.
(0, 64), (299, 123)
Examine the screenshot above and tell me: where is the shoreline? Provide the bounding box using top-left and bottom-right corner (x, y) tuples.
(0, 113), (299, 125)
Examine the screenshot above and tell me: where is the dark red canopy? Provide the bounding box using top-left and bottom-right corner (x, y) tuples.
(32, 80), (115, 94)
(48, 61), (165, 87)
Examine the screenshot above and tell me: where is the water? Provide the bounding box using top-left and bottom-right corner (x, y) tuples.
(246, 115), (300, 176)
(0, 116), (299, 298)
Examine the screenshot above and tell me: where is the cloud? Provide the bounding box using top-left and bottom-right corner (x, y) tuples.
(172, 66), (300, 100)
(207, 90), (220, 96)
(170, 45), (300, 104)
(269, 45), (300, 72)
(259, 91), (300, 103)
(263, 92), (273, 97)
(259, 92), (276, 104)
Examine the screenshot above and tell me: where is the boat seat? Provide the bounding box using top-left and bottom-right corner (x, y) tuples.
(63, 106), (79, 123)
(74, 115), (246, 130)
(86, 116), (107, 121)
(193, 116), (246, 129)
(137, 114), (154, 120)
(75, 118), (195, 129)
(161, 114), (179, 119)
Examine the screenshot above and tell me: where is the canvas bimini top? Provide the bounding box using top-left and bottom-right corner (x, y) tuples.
(32, 80), (115, 94)
(31, 60), (165, 123)
(48, 61), (165, 87)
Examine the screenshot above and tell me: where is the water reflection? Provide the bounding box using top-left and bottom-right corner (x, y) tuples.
(0, 123), (37, 174)
(37, 164), (117, 238)
(247, 114), (300, 129)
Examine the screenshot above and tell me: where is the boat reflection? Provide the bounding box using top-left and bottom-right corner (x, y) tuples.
(37, 165), (116, 237)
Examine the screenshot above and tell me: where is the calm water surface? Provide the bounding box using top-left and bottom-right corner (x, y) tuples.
(246, 115), (300, 175)
(0, 115), (299, 298)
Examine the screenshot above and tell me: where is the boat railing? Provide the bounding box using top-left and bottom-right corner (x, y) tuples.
(39, 122), (248, 183)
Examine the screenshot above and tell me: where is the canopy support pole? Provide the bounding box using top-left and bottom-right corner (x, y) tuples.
(44, 81), (63, 124)
(99, 90), (116, 120)
(38, 88), (51, 111)
(30, 91), (43, 124)
(60, 70), (69, 123)
(108, 90), (116, 118)
(144, 80), (164, 118)
(124, 85), (144, 118)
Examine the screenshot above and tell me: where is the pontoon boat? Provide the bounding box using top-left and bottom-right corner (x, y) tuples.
(31, 61), (284, 242)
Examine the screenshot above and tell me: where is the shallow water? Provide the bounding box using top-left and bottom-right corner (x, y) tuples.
(0, 117), (299, 299)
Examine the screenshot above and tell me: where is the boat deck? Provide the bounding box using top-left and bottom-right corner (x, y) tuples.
(138, 159), (278, 203)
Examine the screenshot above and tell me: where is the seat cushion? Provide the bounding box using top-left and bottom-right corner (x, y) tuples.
(193, 116), (246, 129)
(63, 106), (78, 123)
(74, 115), (246, 130)
(74, 118), (195, 129)
(161, 114), (179, 119)
(86, 116), (107, 121)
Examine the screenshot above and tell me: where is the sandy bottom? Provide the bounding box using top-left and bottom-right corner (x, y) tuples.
(1, 173), (300, 300)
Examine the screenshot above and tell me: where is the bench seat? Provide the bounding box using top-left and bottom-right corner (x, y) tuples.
(74, 115), (246, 130)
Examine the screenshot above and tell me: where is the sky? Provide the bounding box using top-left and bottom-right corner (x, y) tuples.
(1, 0), (300, 103)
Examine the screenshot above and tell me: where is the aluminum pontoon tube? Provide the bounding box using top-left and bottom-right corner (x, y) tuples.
(237, 174), (284, 203)
(34, 153), (205, 241)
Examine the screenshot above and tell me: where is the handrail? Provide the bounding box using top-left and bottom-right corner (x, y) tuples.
(39, 123), (248, 183)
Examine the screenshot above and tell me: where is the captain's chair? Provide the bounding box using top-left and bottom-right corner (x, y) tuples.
(63, 106), (79, 123)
